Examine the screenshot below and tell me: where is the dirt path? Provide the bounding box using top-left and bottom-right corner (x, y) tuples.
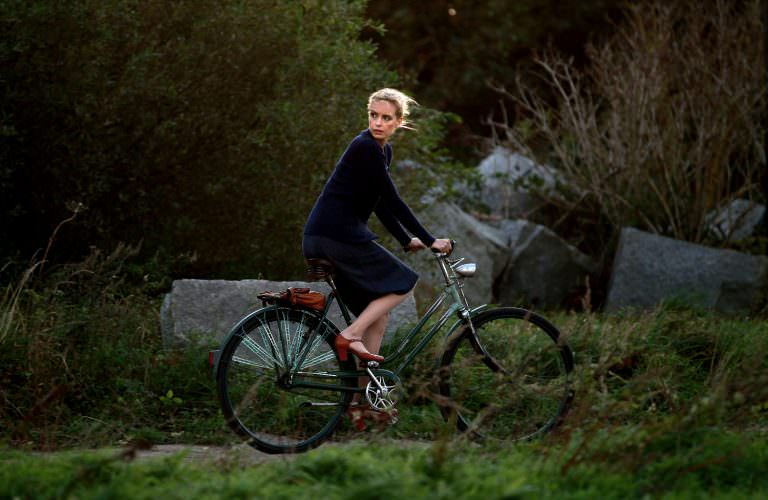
(126, 438), (430, 467)
(131, 443), (289, 466)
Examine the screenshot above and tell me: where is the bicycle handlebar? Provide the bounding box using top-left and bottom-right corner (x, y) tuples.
(430, 239), (456, 256)
(404, 239), (455, 255)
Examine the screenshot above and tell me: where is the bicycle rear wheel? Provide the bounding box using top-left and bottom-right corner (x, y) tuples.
(216, 307), (356, 453)
(439, 307), (574, 442)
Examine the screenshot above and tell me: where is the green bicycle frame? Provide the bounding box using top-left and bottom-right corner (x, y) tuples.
(285, 251), (490, 393)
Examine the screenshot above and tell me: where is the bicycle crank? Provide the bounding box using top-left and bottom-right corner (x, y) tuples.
(364, 367), (400, 411)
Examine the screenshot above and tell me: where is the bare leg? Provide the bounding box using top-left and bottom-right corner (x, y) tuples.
(355, 314), (389, 401)
(340, 292), (409, 342)
(363, 313), (388, 354)
(342, 293), (406, 404)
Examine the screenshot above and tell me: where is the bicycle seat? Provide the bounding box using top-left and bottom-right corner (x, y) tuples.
(306, 258), (335, 281)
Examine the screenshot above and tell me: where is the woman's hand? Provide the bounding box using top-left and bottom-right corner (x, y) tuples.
(430, 238), (453, 254)
(406, 237), (428, 252)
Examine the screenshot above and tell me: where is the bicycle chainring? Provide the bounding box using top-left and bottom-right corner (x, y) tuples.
(365, 374), (400, 411)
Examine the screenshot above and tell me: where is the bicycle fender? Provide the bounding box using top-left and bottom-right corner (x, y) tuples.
(434, 305), (494, 372)
(211, 305), (340, 379)
(441, 304), (492, 342)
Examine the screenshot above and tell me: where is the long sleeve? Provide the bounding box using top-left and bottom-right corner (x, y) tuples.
(379, 177), (435, 247)
(357, 142), (436, 247)
(374, 205), (411, 247)
(304, 129), (436, 247)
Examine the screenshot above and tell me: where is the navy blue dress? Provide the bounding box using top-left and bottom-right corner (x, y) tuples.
(303, 129), (435, 316)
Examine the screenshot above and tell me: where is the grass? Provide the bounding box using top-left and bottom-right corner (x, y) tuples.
(0, 245), (229, 449)
(2, 247), (768, 496)
(1, 434), (767, 499)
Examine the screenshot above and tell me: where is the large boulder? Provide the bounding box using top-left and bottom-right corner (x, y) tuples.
(494, 220), (598, 309)
(605, 227), (768, 313)
(406, 202), (509, 306)
(160, 279), (418, 347)
(412, 202), (597, 309)
(476, 147), (557, 218)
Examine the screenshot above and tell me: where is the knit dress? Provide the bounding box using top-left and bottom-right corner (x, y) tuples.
(303, 129), (435, 316)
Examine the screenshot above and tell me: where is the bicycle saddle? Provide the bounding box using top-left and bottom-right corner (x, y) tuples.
(305, 258), (335, 281)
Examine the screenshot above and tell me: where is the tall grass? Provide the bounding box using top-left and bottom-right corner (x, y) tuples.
(2, 436), (767, 498)
(0, 245), (224, 450)
(334, 305), (768, 452)
(2, 240), (767, 467)
(0, 262), (39, 346)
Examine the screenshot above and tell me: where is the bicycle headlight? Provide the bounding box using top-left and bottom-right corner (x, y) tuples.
(454, 263), (476, 277)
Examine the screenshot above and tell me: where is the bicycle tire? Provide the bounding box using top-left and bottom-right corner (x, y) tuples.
(216, 306), (356, 453)
(438, 307), (574, 442)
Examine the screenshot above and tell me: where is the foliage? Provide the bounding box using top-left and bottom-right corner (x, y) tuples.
(0, 0), (454, 279)
(1, 434), (767, 498)
(554, 306), (768, 450)
(0, 245), (226, 449)
(490, 0), (766, 258)
(364, 0), (624, 156)
(2, 244), (767, 475)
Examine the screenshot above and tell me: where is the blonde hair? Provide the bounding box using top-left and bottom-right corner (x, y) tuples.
(367, 88), (417, 129)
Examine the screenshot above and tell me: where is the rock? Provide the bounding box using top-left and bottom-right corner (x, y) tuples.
(705, 199), (766, 242)
(411, 202), (597, 309)
(476, 147), (557, 218)
(495, 220), (598, 309)
(405, 202), (509, 306)
(605, 227), (768, 313)
(160, 279), (418, 347)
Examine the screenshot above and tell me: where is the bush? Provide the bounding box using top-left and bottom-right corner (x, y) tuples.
(0, 0), (453, 278)
(0, 246), (225, 449)
(2, 437), (767, 498)
(490, 0), (765, 258)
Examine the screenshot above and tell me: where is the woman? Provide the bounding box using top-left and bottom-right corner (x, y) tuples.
(303, 88), (452, 366)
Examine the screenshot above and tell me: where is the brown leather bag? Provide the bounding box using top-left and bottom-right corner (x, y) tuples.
(257, 287), (326, 312)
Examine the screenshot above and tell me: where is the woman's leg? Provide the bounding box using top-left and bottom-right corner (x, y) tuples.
(362, 314), (388, 355)
(352, 308), (393, 407)
(340, 292), (409, 344)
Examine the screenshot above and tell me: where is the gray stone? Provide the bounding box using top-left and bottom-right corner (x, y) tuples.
(160, 279), (418, 347)
(476, 147), (557, 218)
(495, 220), (598, 309)
(605, 227), (768, 313)
(705, 199), (766, 242)
(412, 202), (597, 309)
(406, 202), (509, 306)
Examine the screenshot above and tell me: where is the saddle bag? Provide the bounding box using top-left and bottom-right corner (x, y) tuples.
(257, 287), (326, 312)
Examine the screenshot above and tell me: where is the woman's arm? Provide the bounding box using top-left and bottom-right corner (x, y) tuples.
(378, 176), (435, 247)
(355, 141), (436, 246)
(374, 204), (412, 247)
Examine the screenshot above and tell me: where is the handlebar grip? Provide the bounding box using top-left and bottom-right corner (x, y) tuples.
(430, 239), (456, 254)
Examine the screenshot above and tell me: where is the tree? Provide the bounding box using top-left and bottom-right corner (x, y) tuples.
(0, 0), (452, 278)
(364, 0), (624, 156)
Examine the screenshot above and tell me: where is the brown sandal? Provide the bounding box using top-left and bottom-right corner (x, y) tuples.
(335, 335), (384, 363)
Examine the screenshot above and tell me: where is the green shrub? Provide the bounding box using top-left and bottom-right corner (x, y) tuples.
(0, 246), (225, 449)
(1, 437), (767, 498)
(0, 0), (455, 278)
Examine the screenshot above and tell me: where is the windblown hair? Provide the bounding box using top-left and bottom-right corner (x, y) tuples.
(368, 88), (417, 129)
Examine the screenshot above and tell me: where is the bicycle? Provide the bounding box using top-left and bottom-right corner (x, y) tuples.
(210, 244), (575, 454)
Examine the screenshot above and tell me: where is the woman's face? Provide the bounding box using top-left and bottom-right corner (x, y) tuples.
(368, 99), (401, 145)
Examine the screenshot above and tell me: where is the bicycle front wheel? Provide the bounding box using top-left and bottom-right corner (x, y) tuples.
(439, 307), (574, 442)
(216, 307), (356, 454)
